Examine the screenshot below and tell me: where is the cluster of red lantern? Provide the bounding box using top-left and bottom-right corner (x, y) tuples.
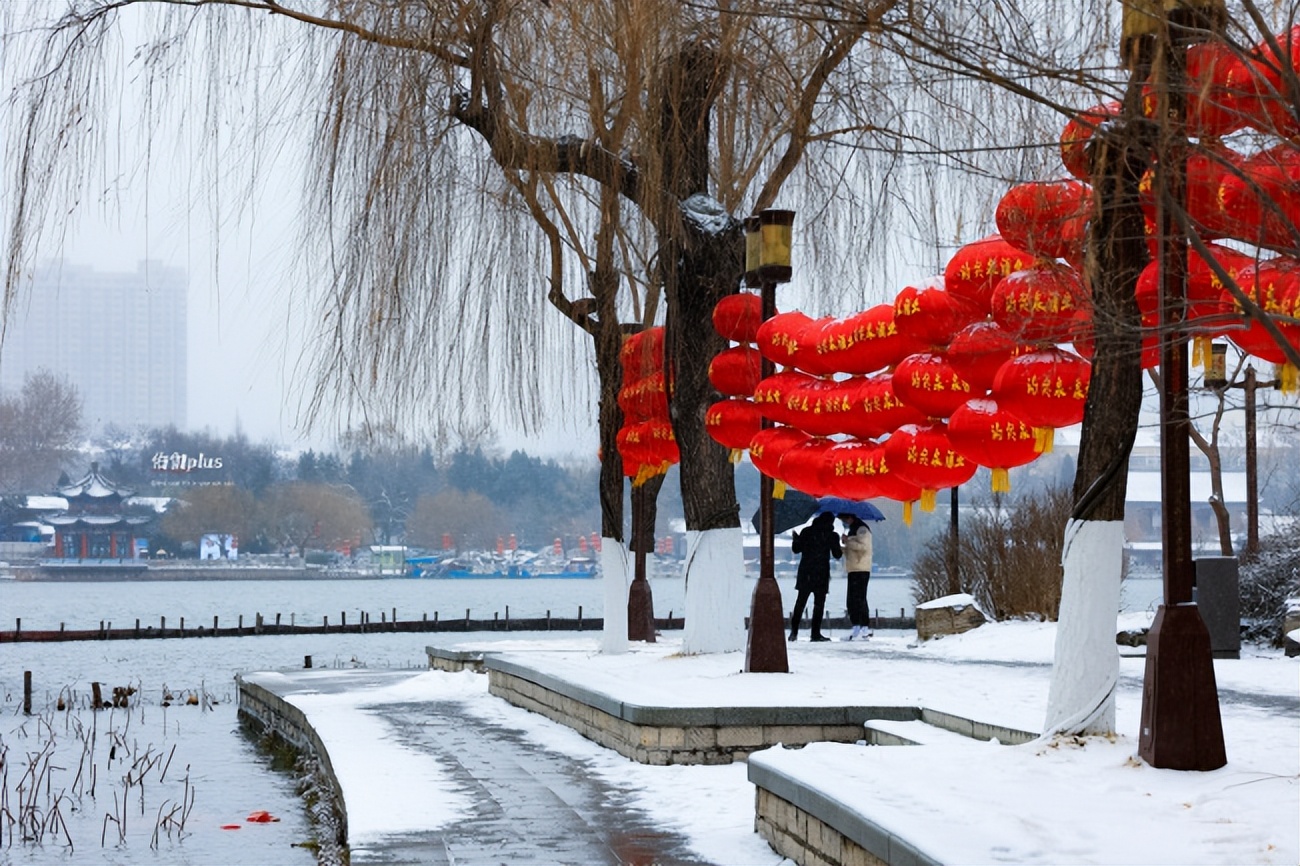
(1060, 28), (1300, 388)
(705, 293), (765, 462)
(617, 327), (679, 485)
(699, 27), (1300, 519)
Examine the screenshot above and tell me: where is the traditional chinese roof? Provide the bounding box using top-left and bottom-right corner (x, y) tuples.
(47, 514), (150, 528)
(56, 462), (134, 501)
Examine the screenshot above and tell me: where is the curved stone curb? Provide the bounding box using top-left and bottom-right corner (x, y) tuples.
(236, 675), (349, 848)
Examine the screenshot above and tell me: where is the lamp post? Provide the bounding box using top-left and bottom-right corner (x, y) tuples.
(1126, 0), (1227, 771)
(744, 209), (794, 674)
(1204, 346), (1279, 558)
(627, 482), (656, 641)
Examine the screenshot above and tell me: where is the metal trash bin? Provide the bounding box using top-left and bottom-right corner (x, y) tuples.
(1194, 556), (1241, 660)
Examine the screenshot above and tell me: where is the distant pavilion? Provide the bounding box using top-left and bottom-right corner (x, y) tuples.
(48, 463), (149, 562)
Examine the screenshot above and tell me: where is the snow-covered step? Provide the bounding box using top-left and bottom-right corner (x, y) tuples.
(864, 718), (1000, 747)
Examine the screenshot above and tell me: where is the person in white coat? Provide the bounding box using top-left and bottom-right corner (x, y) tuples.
(840, 515), (873, 640)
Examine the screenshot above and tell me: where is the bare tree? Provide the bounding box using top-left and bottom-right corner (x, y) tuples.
(0, 369), (84, 492)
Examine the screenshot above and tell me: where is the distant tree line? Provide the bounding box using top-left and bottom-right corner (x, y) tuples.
(0, 373), (600, 557)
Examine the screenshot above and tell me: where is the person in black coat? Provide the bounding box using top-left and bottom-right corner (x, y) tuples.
(788, 511), (843, 642)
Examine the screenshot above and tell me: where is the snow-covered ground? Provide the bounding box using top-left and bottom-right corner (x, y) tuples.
(266, 616), (1298, 865)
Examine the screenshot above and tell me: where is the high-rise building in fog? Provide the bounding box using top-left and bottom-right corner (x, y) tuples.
(0, 259), (187, 434)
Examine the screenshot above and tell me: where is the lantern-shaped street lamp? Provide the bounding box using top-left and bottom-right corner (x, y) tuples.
(745, 209), (795, 674)
(1125, 0), (1228, 771)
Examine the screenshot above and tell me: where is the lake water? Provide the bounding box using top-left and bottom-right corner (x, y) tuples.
(0, 573), (1164, 864)
(1, 572), (1166, 633)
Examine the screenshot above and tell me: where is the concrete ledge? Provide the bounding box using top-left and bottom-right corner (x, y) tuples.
(426, 645), (488, 673)
(236, 675), (348, 846)
(750, 758), (942, 866)
(485, 656), (941, 765)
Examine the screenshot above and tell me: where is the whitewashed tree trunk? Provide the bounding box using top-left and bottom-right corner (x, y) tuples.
(599, 538), (630, 654)
(681, 527), (747, 654)
(1043, 518), (1126, 736)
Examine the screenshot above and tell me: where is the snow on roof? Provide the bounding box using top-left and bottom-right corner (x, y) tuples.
(1125, 471), (1249, 503)
(24, 495), (67, 511)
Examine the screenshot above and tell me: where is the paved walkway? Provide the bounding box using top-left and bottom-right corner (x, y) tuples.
(240, 670), (709, 866)
(353, 695), (708, 865)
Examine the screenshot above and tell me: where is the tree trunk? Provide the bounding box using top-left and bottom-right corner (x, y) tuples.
(1045, 73), (1151, 737)
(653, 40), (748, 653)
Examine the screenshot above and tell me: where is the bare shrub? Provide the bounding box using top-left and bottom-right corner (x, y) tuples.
(1240, 530), (1300, 647)
(912, 483), (1072, 621)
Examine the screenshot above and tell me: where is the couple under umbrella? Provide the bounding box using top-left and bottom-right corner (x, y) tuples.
(771, 494), (881, 642)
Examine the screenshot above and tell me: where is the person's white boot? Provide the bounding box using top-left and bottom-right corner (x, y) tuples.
(843, 624), (862, 642)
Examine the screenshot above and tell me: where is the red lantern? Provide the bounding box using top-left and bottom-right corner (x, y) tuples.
(820, 439), (885, 501)
(713, 292), (764, 343)
(947, 321), (1022, 392)
(893, 284), (982, 349)
(826, 304), (925, 374)
(995, 180), (1092, 262)
(891, 352), (976, 419)
(1134, 242), (1256, 332)
(756, 311), (816, 368)
(1225, 258), (1300, 389)
(992, 347), (1091, 453)
(749, 426), (810, 480)
(1184, 41), (1260, 138)
(1215, 143), (1300, 249)
(948, 398), (1041, 493)
(991, 263), (1090, 345)
(617, 420), (678, 483)
(1140, 142), (1235, 239)
(620, 327), (665, 384)
(882, 422), (977, 511)
(754, 370), (818, 426)
(708, 346), (762, 397)
(777, 437), (837, 497)
(1060, 102), (1122, 181)
(1243, 26), (1300, 137)
(790, 317), (843, 375)
(944, 234), (1036, 312)
(705, 398), (764, 454)
(781, 376), (858, 437)
(840, 373), (928, 440)
(617, 371), (670, 422)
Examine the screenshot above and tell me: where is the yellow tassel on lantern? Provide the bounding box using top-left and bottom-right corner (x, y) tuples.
(920, 489), (937, 512)
(991, 467), (1011, 493)
(903, 500), (914, 526)
(633, 465), (654, 487)
(729, 448), (743, 464)
(1192, 335), (1211, 370)
(774, 480), (787, 499)
(1033, 427), (1055, 454)
(1279, 362), (1298, 394)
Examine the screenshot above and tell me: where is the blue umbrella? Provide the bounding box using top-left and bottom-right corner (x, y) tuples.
(816, 496), (886, 522)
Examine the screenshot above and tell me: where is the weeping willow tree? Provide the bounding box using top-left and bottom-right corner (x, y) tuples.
(7, 0), (1300, 700)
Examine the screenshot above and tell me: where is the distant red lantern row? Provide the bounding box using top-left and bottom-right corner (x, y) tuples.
(617, 326), (679, 484)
